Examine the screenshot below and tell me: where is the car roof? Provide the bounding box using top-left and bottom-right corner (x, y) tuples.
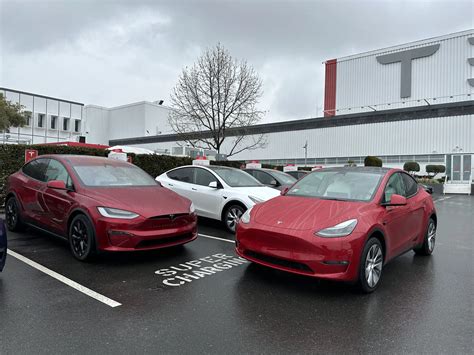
(315, 166), (393, 175)
(35, 154), (130, 166)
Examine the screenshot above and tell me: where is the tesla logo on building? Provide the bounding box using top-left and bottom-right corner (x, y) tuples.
(376, 44), (440, 98)
(468, 37), (474, 87)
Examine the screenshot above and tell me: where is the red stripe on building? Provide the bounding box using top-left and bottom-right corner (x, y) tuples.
(324, 59), (337, 117)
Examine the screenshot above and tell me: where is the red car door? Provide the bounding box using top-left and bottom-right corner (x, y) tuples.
(16, 158), (50, 224)
(402, 173), (426, 246)
(41, 159), (76, 235)
(382, 172), (413, 257)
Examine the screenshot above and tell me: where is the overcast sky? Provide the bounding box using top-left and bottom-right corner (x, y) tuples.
(1, 0), (472, 122)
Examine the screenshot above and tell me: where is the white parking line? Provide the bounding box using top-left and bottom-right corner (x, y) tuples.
(199, 233), (235, 244)
(434, 196), (454, 203)
(7, 249), (122, 308)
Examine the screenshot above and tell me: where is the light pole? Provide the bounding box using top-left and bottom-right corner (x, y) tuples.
(303, 141), (308, 166)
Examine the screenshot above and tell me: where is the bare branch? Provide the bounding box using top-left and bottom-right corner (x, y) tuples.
(169, 43), (266, 157)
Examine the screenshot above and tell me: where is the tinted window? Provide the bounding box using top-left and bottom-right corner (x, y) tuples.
(254, 171), (277, 185)
(74, 163), (157, 187)
(22, 159), (49, 182)
(287, 170), (382, 202)
(271, 170), (297, 185)
(402, 173), (418, 197)
(195, 168), (217, 186)
(167, 168), (194, 183)
(209, 167), (262, 187)
(384, 173), (406, 202)
(44, 159), (73, 189)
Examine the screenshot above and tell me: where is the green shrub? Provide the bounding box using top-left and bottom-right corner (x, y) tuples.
(425, 164), (446, 177)
(364, 156), (382, 167)
(0, 144), (192, 207)
(403, 161), (420, 174)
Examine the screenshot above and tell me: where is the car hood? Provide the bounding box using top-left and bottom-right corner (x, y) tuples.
(82, 186), (192, 218)
(231, 186), (280, 202)
(254, 195), (369, 231)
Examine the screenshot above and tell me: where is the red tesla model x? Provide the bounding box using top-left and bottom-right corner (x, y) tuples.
(5, 155), (197, 260)
(236, 167), (437, 292)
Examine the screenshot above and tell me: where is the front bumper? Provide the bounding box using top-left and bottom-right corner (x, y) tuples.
(94, 213), (198, 252)
(235, 221), (366, 282)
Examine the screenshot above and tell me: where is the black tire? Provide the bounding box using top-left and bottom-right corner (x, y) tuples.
(5, 196), (25, 232)
(414, 218), (436, 256)
(358, 238), (384, 293)
(69, 214), (96, 261)
(223, 204), (246, 233)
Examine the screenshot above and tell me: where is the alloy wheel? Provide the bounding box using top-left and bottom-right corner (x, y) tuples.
(71, 219), (89, 257)
(427, 221), (436, 252)
(365, 244), (383, 288)
(5, 199), (17, 229)
(226, 206), (244, 232)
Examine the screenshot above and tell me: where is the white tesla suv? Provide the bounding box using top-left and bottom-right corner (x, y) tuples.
(156, 165), (280, 232)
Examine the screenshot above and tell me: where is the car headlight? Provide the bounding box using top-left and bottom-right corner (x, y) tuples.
(240, 207), (253, 224)
(97, 207), (140, 219)
(316, 219), (358, 238)
(190, 202), (195, 213)
(249, 196), (264, 204)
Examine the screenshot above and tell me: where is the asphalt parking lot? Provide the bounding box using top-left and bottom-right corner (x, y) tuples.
(0, 195), (472, 354)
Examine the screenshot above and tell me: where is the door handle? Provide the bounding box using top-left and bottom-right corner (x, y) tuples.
(192, 188), (197, 191)
(168, 183), (174, 187)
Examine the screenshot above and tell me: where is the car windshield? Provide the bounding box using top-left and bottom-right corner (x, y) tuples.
(73, 163), (158, 187)
(287, 170), (383, 201)
(210, 167), (262, 187)
(271, 170), (297, 185)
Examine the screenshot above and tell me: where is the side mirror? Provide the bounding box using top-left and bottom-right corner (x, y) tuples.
(383, 194), (407, 206)
(280, 186), (289, 195)
(270, 179), (278, 186)
(47, 180), (67, 190)
(208, 181), (218, 188)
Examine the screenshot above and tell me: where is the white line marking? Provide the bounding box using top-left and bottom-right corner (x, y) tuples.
(434, 196), (454, 203)
(198, 233), (235, 244)
(7, 249), (122, 308)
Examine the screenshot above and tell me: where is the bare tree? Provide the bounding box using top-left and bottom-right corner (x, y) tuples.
(169, 43), (267, 157)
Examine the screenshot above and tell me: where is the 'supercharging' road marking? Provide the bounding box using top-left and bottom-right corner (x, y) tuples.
(7, 249), (122, 308)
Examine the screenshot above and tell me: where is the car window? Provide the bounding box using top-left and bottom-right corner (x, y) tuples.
(271, 170), (297, 185)
(22, 158), (49, 182)
(167, 167), (194, 183)
(74, 163), (157, 187)
(194, 168), (217, 186)
(384, 173), (406, 202)
(402, 173), (418, 197)
(45, 159), (72, 188)
(209, 167), (262, 187)
(287, 170), (382, 201)
(254, 171), (277, 185)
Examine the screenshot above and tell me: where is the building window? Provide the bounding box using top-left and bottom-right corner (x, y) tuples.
(25, 114), (31, 127)
(74, 120), (81, 133)
(37, 114), (45, 128)
(51, 116), (57, 129)
(63, 117), (70, 131)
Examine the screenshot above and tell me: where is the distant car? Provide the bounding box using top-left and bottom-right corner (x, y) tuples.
(286, 170), (309, 180)
(0, 219), (6, 271)
(5, 155), (197, 261)
(236, 167), (437, 293)
(157, 165), (280, 232)
(244, 168), (297, 190)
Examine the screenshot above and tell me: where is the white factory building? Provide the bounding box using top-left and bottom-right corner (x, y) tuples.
(1, 29), (473, 191)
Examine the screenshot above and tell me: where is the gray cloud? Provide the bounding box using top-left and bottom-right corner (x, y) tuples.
(1, 0), (472, 123)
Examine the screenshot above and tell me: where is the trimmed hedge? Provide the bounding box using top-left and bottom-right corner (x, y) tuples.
(0, 144), (192, 207)
(364, 156), (382, 167)
(426, 164), (446, 177)
(403, 161), (420, 173)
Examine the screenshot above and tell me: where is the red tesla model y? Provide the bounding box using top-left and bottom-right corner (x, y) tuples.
(236, 167), (437, 292)
(5, 155), (197, 260)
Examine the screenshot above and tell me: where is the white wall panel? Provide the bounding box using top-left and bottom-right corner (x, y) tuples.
(218, 115), (474, 160)
(335, 30), (474, 114)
